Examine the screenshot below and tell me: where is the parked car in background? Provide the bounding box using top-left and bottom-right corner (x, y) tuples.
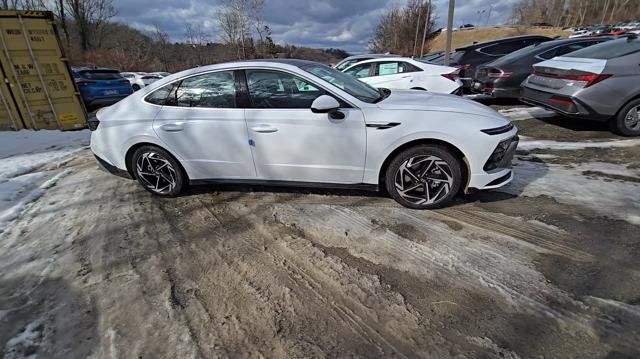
(569, 29), (594, 38)
(121, 72), (163, 91)
(149, 72), (171, 77)
(342, 57), (462, 94)
(333, 54), (397, 71)
(72, 67), (133, 110)
(521, 36), (640, 136)
(421, 51), (445, 62)
(472, 37), (611, 98)
(446, 35), (552, 87)
(90, 59), (518, 209)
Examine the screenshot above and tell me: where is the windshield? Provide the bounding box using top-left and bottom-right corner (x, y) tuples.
(493, 44), (539, 62)
(299, 63), (382, 103)
(563, 38), (640, 59)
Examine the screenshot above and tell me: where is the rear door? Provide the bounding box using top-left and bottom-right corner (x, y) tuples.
(361, 61), (416, 89)
(152, 70), (256, 180)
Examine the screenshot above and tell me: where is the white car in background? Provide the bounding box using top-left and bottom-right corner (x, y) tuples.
(569, 30), (593, 38)
(120, 72), (163, 91)
(149, 72), (171, 77)
(342, 57), (462, 94)
(91, 59), (517, 209)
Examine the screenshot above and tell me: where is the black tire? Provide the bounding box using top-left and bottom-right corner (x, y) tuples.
(132, 84), (141, 91)
(385, 145), (462, 209)
(131, 145), (186, 197)
(610, 98), (640, 136)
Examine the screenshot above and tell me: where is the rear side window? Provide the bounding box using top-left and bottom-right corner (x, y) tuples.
(538, 41), (604, 60)
(374, 61), (422, 76)
(79, 70), (122, 80)
(562, 38), (640, 59)
(174, 71), (236, 108)
(145, 84), (174, 105)
(479, 39), (545, 56)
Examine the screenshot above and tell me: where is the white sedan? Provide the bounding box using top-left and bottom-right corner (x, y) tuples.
(120, 72), (163, 91)
(342, 57), (462, 94)
(91, 60), (517, 209)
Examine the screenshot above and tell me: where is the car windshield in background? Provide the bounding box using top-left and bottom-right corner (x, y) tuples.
(80, 70), (122, 80)
(299, 63), (382, 103)
(563, 38), (640, 59)
(492, 44), (540, 62)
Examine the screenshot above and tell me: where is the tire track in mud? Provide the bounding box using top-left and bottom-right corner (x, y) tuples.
(266, 202), (640, 355)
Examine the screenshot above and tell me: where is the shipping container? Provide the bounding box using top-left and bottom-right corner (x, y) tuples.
(0, 10), (87, 131)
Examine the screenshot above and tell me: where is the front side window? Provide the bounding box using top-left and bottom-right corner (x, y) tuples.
(246, 70), (327, 109)
(300, 63), (382, 103)
(174, 71), (236, 108)
(343, 63), (372, 78)
(336, 59), (366, 71)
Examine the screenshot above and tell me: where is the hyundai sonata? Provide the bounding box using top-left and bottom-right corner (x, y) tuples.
(90, 59), (518, 209)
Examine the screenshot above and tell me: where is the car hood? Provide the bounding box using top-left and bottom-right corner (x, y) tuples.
(377, 90), (506, 119)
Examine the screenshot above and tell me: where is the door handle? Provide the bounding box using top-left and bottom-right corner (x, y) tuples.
(159, 123), (184, 132)
(251, 125), (278, 133)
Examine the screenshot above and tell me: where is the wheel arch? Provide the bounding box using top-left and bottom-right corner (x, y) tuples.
(124, 142), (189, 181)
(378, 138), (470, 193)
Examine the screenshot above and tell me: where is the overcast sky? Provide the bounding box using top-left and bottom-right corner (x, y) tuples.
(113, 0), (519, 53)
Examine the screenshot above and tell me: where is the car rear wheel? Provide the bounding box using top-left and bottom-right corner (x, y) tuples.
(132, 84), (141, 91)
(385, 145), (462, 209)
(611, 99), (640, 136)
(132, 146), (185, 196)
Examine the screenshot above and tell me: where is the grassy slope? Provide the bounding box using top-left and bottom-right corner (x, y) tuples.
(429, 27), (570, 52)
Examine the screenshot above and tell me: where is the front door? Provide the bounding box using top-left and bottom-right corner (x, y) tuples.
(152, 70), (256, 180)
(242, 69), (367, 184)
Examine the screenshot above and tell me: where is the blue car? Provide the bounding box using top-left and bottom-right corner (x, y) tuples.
(72, 67), (133, 109)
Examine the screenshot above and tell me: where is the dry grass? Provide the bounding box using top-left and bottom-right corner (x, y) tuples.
(428, 27), (570, 52)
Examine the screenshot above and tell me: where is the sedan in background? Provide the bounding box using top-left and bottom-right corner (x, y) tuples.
(121, 72), (163, 91)
(333, 54), (398, 71)
(72, 67), (133, 110)
(447, 35), (552, 86)
(90, 59), (517, 209)
(342, 57), (462, 94)
(521, 36), (640, 136)
(473, 37), (611, 98)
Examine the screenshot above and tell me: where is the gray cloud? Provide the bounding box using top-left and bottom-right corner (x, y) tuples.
(113, 0), (519, 53)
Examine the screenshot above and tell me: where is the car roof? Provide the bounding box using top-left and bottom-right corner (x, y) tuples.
(456, 35), (551, 50)
(343, 57), (416, 66)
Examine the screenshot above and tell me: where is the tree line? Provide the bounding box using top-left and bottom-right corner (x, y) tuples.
(0, 0), (350, 72)
(510, 0), (639, 27)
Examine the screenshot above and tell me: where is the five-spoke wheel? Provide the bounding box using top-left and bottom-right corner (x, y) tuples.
(385, 145), (462, 209)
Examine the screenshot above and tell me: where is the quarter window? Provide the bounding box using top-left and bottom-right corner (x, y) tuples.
(145, 83), (174, 105)
(246, 70), (327, 109)
(173, 71), (236, 108)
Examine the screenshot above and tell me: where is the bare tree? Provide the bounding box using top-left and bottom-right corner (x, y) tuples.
(65, 0), (116, 51)
(369, 0), (435, 55)
(217, 0), (264, 59)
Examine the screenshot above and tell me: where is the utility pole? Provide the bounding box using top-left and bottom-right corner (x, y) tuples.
(444, 0), (455, 65)
(420, 0), (431, 57)
(412, 3), (422, 57)
(486, 5), (493, 26)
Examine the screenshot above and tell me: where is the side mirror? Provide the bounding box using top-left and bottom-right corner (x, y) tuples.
(311, 95), (340, 113)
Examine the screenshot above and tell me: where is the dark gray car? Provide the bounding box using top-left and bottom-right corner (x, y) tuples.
(521, 36), (640, 136)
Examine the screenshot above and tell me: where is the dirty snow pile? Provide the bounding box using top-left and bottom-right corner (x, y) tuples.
(0, 130), (90, 225)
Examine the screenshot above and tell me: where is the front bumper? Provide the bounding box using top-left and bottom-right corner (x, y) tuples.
(467, 134), (518, 191)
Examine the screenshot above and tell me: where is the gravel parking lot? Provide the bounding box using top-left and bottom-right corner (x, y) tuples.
(2, 103), (640, 358)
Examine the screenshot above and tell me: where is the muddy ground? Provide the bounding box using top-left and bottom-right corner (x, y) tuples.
(2, 106), (640, 358)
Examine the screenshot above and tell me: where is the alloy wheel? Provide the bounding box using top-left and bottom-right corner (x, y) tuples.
(135, 152), (177, 194)
(624, 105), (640, 131)
(394, 155), (454, 206)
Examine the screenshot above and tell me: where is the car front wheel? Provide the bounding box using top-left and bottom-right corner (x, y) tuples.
(132, 146), (185, 196)
(385, 145), (462, 209)
(611, 99), (640, 136)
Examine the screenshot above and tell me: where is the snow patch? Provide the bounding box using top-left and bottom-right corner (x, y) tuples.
(499, 106), (556, 121)
(3, 320), (45, 359)
(0, 129), (90, 159)
(504, 160), (640, 225)
(519, 138), (640, 151)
